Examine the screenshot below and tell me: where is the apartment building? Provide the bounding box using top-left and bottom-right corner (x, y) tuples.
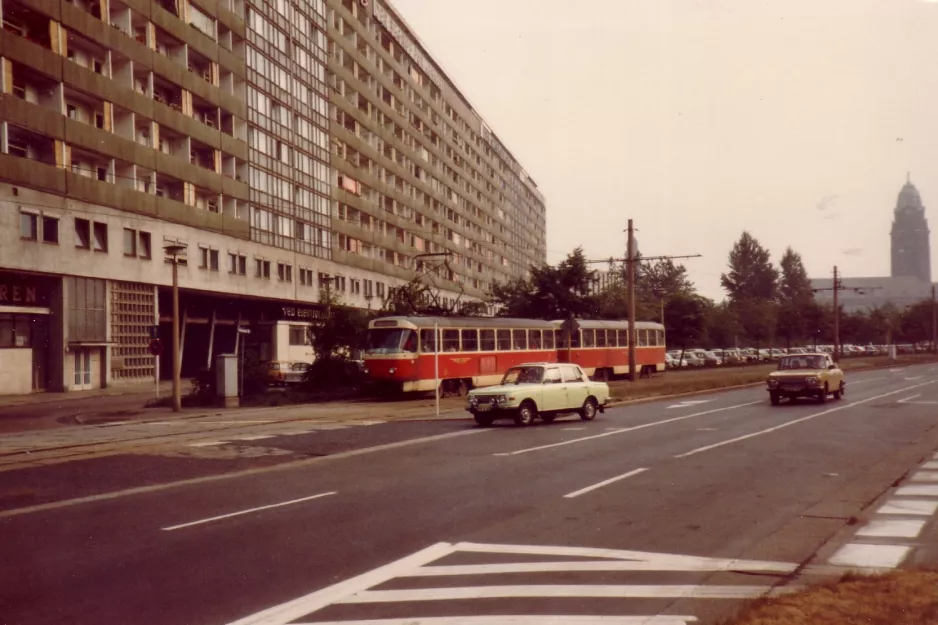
(0, 0), (546, 394)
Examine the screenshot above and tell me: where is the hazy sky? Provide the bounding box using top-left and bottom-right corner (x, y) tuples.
(392, 0), (938, 300)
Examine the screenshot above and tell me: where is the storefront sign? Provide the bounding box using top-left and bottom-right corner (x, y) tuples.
(281, 306), (323, 321)
(0, 272), (52, 308)
(0, 285), (38, 305)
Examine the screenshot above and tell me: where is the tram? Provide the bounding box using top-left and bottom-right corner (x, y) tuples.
(363, 316), (666, 395)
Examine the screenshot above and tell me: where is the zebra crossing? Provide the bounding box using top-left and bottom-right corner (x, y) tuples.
(228, 541), (800, 625)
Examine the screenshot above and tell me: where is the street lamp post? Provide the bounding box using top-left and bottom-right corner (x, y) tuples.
(164, 244), (187, 412)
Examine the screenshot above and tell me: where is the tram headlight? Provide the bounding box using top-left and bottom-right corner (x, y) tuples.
(388, 367), (396, 374)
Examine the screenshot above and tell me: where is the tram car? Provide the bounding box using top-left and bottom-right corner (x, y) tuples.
(363, 316), (666, 395)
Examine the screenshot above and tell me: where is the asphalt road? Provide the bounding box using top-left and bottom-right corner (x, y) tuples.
(4, 364), (938, 625)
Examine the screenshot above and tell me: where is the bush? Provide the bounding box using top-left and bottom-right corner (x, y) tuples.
(301, 356), (367, 391)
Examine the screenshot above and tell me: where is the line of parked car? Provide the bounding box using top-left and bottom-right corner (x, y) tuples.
(666, 343), (923, 369)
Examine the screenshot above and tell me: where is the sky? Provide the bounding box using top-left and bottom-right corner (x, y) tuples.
(391, 0), (938, 300)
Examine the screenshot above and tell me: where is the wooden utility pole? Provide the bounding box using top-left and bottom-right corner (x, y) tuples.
(627, 219), (636, 381)
(833, 265), (840, 361)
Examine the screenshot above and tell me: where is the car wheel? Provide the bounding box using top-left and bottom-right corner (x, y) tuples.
(541, 413), (556, 424)
(769, 392), (780, 406)
(474, 413), (495, 427)
(833, 382), (844, 400)
(817, 386), (828, 404)
(514, 401), (537, 427)
(580, 397), (598, 421)
(456, 380), (470, 397)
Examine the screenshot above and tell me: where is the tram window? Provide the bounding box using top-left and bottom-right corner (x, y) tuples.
(608, 330), (618, 348)
(420, 329), (437, 353)
(571, 330), (581, 348)
(658, 330), (665, 346)
(544, 329), (555, 349)
(528, 329), (542, 350)
(442, 329), (460, 352)
(461, 329), (479, 352)
(480, 329), (496, 351)
(513, 329), (528, 350)
(496, 329), (512, 351)
(618, 330), (629, 347)
(582, 329), (595, 348)
(596, 329), (607, 348)
(638, 330), (648, 347)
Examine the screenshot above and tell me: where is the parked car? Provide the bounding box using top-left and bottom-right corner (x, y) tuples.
(766, 353), (845, 405)
(284, 362), (311, 385)
(719, 349), (745, 365)
(265, 361), (293, 386)
(466, 362), (609, 427)
(703, 350), (723, 366)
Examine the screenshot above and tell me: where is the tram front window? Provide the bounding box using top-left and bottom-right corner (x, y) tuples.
(366, 329), (417, 354)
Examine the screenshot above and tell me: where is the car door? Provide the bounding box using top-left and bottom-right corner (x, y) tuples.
(562, 364), (589, 410)
(540, 366), (565, 411)
(827, 356), (844, 389)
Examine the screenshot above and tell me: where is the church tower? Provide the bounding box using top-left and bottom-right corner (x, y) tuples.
(891, 176), (931, 283)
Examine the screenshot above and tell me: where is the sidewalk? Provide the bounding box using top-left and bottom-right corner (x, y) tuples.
(0, 380), (173, 408)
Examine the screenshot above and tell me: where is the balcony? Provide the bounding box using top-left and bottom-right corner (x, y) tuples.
(2, 1), (53, 49)
(134, 117), (153, 147)
(9, 62), (61, 111)
(194, 188), (220, 213)
(152, 75), (183, 112)
(66, 31), (110, 76)
(5, 125), (57, 165)
(153, 25), (185, 61)
(64, 86), (107, 129)
(112, 105), (135, 140)
(192, 95), (219, 130)
(189, 141), (215, 172)
(66, 0), (105, 21)
(156, 125), (187, 157)
(154, 173), (184, 201)
(70, 146), (112, 182)
(108, 0), (133, 37)
(135, 166), (155, 193)
(133, 66), (152, 97)
(188, 48), (214, 85)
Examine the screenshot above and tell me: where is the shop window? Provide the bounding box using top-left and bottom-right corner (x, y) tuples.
(20, 211), (38, 240)
(288, 325), (307, 346)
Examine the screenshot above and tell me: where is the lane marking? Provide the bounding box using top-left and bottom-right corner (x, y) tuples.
(339, 584), (779, 603)
(910, 471), (938, 482)
(495, 401), (761, 457)
(850, 377), (888, 385)
(561, 427), (586, 431)
(295, 618), (698, 625)
(234, 435), (276, 441)
(895, 484), (938, 497)
(188, 441), (225, 447)
(675, 381), (937, 458)
(201, 420), (275, 424)
(877, 499), (938, 516)
(564, 468), (648, 499)
(828, 544), (910, 568)
(162, 491), (336, 531)
(923, 461), (938, 470)
(227, 542), (456, 625)
(856, 519), (926, 539)
(905, 375), (924, 381)
(0, 430), (489, 520)
(666, 400), (711, 410)
(898, 395), (922, 404)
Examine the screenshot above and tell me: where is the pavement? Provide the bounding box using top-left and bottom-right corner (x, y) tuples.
(3, 363), (938, 624)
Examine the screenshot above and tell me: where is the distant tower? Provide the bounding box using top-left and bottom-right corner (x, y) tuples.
(891, 175), (931, 283)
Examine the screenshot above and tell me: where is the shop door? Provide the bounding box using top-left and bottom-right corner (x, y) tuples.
(73, 349), (92, 390)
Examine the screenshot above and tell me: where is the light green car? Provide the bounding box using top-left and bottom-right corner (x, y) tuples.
(466, 362), (610, 427)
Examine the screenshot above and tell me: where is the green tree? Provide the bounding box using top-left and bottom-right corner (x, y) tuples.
(489, 247), (599, 320)
(775, 247), (814, 347)
(721, 232), (778, 302)
(900, 299), (935, 346)
(737, 298), (778, 352)
(664, 293), (707, 358)
(705, 302), (741, 348)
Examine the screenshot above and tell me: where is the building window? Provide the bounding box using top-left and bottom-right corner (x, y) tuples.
(255, 258), (270, 279)
(288, 325), (307, 346)
(75, 218), (91, 249)
(199, 247), (219, 270)
(139, 231), (152, 259)
(123, 228), (137, 256)
(19, 211), (38, 240)
(42, 216), (59, 244)
(200, 247), (209, 268)
(228, 253), (247, 275)
(92, 222), (108, 252)
(277, 262), (292, 282)
(210, 249), (219, 271)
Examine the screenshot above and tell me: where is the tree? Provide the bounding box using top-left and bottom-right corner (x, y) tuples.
(736, 298), (778, 351)
(706, 302), (741, 348)
(775, 247), (814, 347)
(664, 293), (707, 359)
(721, 232), (778, 302)
(310, 290), (372, 362)
(488, 247), (599, 320)
(900, 299), (934, 347)
(639, 259), (695, 300)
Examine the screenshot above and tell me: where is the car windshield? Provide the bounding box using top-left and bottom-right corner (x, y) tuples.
(779, 356), (825, 370)
(501, 366), (545, 385)
(366, 329), (417, 354)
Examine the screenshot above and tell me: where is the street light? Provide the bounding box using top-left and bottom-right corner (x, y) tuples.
(164, 243), (187, 412)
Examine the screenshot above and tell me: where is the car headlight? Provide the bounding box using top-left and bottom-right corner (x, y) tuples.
(494, 395), (507, 404)
(469, 396), (478, 405)
(767, 379), (779, 388)
(806, 376), (820, 386)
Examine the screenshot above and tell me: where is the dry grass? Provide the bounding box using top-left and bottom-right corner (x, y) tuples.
(608, 354), (938, 403)
(722, 570), (938, 625)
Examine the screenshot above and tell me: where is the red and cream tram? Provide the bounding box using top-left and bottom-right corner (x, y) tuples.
(363, 316), (666, 394)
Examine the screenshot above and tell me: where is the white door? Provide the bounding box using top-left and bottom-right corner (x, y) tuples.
(74, 349), (92, 390)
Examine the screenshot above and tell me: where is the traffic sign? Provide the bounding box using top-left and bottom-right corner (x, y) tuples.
(148, 338), (163, 356)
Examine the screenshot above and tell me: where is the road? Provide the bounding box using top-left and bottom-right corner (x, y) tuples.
(4, 364), (938, 625)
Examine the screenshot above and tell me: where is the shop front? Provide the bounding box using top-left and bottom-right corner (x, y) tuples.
(0, 271), (57, 394)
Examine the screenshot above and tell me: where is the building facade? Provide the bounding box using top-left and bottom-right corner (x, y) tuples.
(0, 0), (546, 394)
(891, 177), (931, 284)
